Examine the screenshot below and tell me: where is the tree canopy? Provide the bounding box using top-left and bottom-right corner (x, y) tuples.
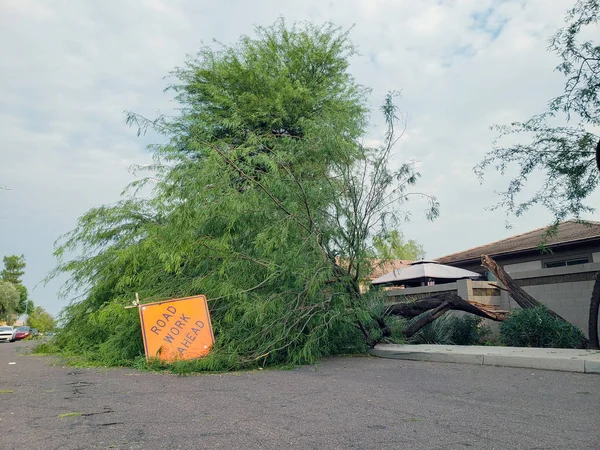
(1, 255), (31, 315)
(0, 281), (19, 323)
(48, 20), (437, 370)
(2, 255), (25, 284)
(27, 306), (55, 333)
(371, 230), (426, 261)
(475, 0), (599, 223)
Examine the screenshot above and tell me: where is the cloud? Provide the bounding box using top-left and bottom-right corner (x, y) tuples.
(1, 0), (598, 314)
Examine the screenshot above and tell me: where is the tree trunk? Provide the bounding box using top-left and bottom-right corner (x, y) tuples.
(589, 273), (600, 349)
(595, 138), (600, 172)
(386, 292), (505, 322)
(403, 301), (450, 338)
(482, 255), (560, 317)
(590, 139), (600, 347)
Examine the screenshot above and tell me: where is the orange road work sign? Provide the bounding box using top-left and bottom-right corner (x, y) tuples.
(138, 295), (214, 362)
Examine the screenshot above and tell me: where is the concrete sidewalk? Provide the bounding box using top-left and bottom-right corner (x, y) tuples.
(369, 344), (600, 374)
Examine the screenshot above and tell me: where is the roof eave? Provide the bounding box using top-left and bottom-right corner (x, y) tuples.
(437, 236), (600, 266)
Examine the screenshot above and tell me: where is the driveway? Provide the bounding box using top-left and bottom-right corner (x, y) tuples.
(1, 341), (599, 449)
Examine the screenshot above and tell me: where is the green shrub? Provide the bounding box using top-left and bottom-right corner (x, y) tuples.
(378, 315), (408, 345)
(451, 315), (490, 346)
(499, 307), (585, 349)
(409, 313), (490, 346)
(409, 313), (455, 345)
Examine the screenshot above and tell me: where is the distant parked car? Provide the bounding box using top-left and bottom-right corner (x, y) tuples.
(0, 326), (16, 342)
(13, 326), (31, 341)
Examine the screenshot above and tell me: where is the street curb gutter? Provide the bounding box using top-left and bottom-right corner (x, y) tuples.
(369, 345), (600, 374)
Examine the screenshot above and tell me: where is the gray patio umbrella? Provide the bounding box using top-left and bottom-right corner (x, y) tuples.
(371, 260), (480, 285)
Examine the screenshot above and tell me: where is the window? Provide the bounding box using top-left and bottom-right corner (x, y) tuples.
(544, 257), (589, 268)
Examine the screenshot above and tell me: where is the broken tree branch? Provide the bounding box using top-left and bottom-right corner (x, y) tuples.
(403, 301), (450, 338)
(482, 254), (564, 316)
(481, 254), (589, 347)
(386, 292), (505, 322)
(481, 255), (544, 310)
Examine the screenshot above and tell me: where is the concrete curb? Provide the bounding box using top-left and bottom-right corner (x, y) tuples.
(369, 345), (600, 374)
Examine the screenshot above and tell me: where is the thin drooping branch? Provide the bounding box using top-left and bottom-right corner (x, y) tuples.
(211, 143), (313, 235)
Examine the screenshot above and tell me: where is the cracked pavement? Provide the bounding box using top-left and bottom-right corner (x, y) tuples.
(1, 341), (599, 449)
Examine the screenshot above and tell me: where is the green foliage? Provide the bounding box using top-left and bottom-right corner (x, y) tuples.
(499, 307), (585, 349)
(382, 316), (408, 345)
(0, 281), (19, 322)
(26, 306), (56, 333)
(1, 254), (31, 314)
(409, 313), (489, 345)
(1, 255), (25, 283)
(47, 20), (437, 371)
(409, 313), (456, 345)
(475, 0), (599, 223)
(371, 230), (425, 261)
(450, 315), (490, 346)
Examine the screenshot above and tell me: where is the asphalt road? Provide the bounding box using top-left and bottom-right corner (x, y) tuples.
(1, 341), (599, 450)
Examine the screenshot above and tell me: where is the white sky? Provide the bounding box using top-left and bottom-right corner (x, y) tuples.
(1, 0), (599, 315)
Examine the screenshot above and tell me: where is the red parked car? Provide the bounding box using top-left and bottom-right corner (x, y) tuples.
(13, 326), (31, 341)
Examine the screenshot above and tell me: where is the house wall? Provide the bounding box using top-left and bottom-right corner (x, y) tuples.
(504, 260), (542, 273)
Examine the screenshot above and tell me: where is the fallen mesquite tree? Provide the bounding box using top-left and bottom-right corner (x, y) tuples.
(46, 21), (445, 371)
(46, 22), (594, 371)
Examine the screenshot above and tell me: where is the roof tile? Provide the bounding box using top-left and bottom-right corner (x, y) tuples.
(436, 220), (600, 264)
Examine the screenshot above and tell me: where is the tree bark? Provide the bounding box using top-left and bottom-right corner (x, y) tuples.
(589, 273), (600, 349)
(386, 292), (505, 322)
(591, 138), (600, 348)
(482, 255), (560, 316)
(402, 301), (450, 338)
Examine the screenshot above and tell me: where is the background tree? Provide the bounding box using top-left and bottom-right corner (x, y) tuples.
(1, 255), (32, 315)
(371, 230), (426, 261)
(475, 0), (599, 223)
(0, 281), (19, 324)
(27, 306), (55, 332)
(47, 20), (437, 370)
(2, 254), (25, 283)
